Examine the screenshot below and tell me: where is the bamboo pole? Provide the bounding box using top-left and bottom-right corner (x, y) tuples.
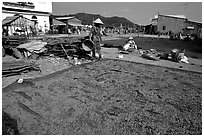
(60, 44), (70, 61)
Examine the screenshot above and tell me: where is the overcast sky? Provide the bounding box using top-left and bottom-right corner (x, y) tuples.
(52, 2), (202, 25)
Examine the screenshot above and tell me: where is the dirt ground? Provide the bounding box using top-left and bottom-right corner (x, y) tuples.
(2, 58), (202, 135)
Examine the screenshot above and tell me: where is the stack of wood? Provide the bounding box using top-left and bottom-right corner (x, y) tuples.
(2, 60), (40, 77)
(44, 37), (92, 59)
(2, 36), (28, 48)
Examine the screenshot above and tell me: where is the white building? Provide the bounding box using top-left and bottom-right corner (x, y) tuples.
(2, 2), (52, 34)
(151, 14), (202, 36)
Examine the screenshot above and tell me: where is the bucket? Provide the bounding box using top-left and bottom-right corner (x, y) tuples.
(82, 39), (94, 51)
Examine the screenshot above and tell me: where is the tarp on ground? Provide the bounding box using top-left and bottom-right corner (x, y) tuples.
(17, 40), (47, 54)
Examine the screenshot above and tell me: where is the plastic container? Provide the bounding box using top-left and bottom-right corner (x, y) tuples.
(17, 78), (23, 83)
(118, 55), (123, 58)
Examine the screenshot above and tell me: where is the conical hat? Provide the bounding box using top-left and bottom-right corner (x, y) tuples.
(129, 37), (133, 40)
(93, 18), (104, 24)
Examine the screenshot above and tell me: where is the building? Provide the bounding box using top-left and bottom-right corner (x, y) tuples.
(151, 14), (202, 37)
(2, 2), (52, 35)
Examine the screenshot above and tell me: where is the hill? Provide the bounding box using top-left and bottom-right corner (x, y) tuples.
(65, 13), (138, 28)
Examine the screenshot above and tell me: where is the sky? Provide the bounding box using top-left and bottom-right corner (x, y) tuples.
(52, 2), (202, 25)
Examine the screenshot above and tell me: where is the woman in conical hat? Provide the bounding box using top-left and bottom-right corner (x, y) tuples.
(89, 18), (104, 59)
(123, 36), (137, 51)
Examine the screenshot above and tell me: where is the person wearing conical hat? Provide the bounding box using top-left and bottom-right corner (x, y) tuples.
(89, 18), (104, 59)
(123, 36), (137, 51)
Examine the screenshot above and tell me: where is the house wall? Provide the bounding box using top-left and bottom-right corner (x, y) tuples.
(157, 15), (187, 34)
(32, 2), (52, 13)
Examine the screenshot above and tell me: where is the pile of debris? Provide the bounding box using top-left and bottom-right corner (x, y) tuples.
(3, 36), (93, 60)
(2, 36), (95, 77)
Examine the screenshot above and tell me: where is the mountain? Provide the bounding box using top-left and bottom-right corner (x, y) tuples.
(69, 13), (138, 28)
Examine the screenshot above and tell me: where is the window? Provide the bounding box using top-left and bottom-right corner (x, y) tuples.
(162, 26), (166, 30)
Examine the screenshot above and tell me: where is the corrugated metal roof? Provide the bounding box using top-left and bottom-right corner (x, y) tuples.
(187, 20), (202, 24)
(166, 15), (186, 19)
(55, 16), (74, 20)
(2, 15), (34, 26)
(2, 16), (19, 25)
(154, 14), (187, 19)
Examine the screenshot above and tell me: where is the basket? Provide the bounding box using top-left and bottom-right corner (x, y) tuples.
(82, 39), (94, 51)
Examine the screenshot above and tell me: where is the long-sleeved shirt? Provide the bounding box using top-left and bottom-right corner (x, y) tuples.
(89, 26), (102, 42)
